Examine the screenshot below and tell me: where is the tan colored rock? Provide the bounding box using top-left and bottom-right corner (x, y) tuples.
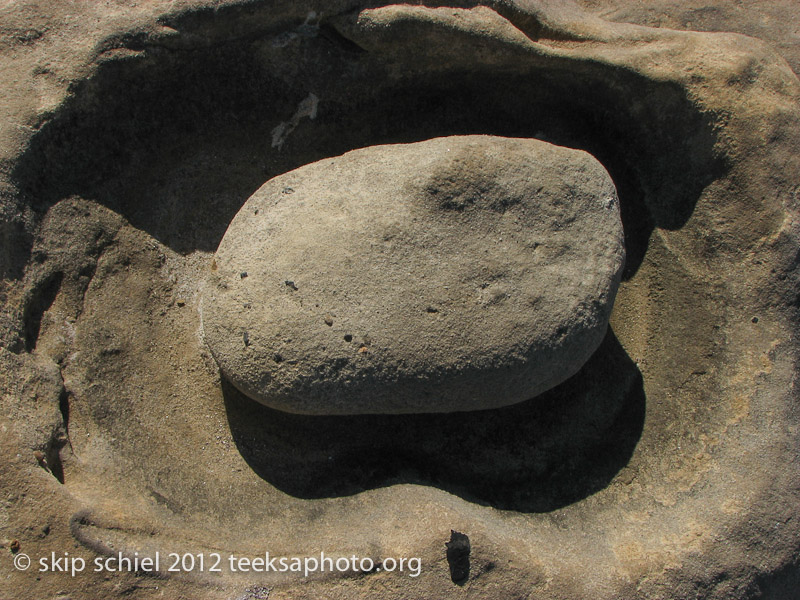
(203, 135), (624, 414)
(1, 1), (799, 599)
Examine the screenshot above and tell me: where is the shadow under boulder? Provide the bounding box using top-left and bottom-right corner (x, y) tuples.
(224, 328), (645, 512)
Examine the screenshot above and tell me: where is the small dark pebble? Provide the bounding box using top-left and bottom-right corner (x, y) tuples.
(324, 315), (334, 326)
(243, 331), (250, 347)
(282, 186), (294, 195)
(751, 316), (759, 323)
(426, 306), (439, 313)
(285, 280), (298, 291)
(240, 272), (248, 279)
(10, 539), (20, 554)
(273, 353), (283, 363)
(344, 334), (353, 343)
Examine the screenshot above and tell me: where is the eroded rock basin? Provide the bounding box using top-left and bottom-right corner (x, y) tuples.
(1, 2), (799, 600)
(204, 135), (625, 414)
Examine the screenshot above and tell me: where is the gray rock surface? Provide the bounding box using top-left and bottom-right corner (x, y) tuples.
(203, 135), (625, 414)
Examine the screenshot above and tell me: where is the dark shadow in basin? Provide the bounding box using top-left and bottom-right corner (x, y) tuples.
(223, 328), (645, 513)
(11, 5), (725, 278)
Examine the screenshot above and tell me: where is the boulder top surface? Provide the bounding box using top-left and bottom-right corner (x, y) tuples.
(203, 135), (625, 414)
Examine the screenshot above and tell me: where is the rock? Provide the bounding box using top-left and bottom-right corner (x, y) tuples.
(5, 2), (800, 599)
(202, 135), (625, 414)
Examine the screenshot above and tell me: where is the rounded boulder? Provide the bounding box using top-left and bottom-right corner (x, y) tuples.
(202, 135), (625, 414)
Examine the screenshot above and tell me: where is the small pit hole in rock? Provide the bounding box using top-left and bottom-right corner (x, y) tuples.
(446, 530), (471, 585)
(45, 435), (66, 485)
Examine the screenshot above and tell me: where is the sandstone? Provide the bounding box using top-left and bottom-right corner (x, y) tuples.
(4, 2), (800, 599)
(202, 135), (625, 414)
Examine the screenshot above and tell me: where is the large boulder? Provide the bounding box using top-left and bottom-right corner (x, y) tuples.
(202, 135), (625, 414)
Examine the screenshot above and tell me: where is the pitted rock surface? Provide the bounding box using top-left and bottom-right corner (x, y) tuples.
(203, 135), (624, 414)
